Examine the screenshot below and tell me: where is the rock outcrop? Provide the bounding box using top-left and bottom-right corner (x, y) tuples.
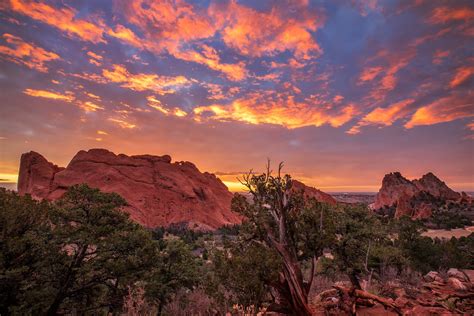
(372, 172), (419, 210)
(18, 149), (241, 230)
(413, 172), (461, 201)
(17, 151), (64, 198)
(292, 180), (337, 205)
(372, 171), (464, 218)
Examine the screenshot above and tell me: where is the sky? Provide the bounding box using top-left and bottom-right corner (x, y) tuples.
(0, 0), (473, 192)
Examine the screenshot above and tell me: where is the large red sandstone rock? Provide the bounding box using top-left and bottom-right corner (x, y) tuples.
(413, 172), (460, 200)
(18, 149), (241, 230)
(372, 171), (463, 219)
(17, 151), (64, 198)
(372, 172), (419, 210)
(292, 180), (337, 205)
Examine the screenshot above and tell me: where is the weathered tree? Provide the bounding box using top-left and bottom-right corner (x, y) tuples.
(232, 162), (330, 315)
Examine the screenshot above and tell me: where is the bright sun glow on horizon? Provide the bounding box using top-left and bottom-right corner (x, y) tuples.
(0, 173), (18, 183)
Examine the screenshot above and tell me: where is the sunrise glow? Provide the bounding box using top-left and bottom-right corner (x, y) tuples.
(0, 0), (473, 192)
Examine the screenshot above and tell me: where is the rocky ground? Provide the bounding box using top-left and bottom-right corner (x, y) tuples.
(310, 268), (474, 315)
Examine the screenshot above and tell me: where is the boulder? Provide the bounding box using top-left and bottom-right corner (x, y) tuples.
(447, 277), (468, 291)
(424, 271), (444, 283)
(447, 268), (469, 282)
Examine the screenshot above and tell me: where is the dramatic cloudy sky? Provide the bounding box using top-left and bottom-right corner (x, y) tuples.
(0, 0), (473, 192)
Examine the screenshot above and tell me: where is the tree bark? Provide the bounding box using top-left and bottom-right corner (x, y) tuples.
(349, 271), (362, 290)
(46, 244), (88, 315)
(333, 285), (402, 315)
(272, 240), (313, 316)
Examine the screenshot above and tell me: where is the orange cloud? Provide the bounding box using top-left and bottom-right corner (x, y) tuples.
(23, 88), (74, 102)
(333, 95), (344, 103)
(114, 0), (247, 80)
(405, 95), (474, 128)
(0, 33), (59, 72)
(107, 24), (144, 48)
(108, 118), (136, 129)
(87, 51), (102, 60)
(87, 51), (103, 66)
(86, 92), (101, 100)
(169, 45), (247, 81)
(146, 96), (187, 117)
(204, 83), (225, 100)
(115, 0), (322, 80)
(362, 50), (415, 102)
(78, 101), (104, 112)
(9, 0), (106, 43)
(432, 49), (450, 65)
(347, 98), (415, 134)
(23, 87), (107, 113)
(88, 58), (101, 66)
(194, 93), (356, 129)
(359, 66), (383, 82)
(429, 6), (474, 24)
(98, 64), (191, 94)
(210, 0), (321, 60)
(119, 0), (216, 44)
(450, 66), (474, 88)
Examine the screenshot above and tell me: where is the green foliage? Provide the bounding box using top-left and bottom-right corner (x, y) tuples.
(211, 242), (280, 311)
(216, 223), (241, 236)
(395, 216), (474, 273)
(1, 172), (473, 315)
(333, 205), (386, 288)
(152, 222), (209, 246)
(0, 189), (56, 314)
(145, 238), (200, 315)
(44, 184), (158, 314)
(290, 200), (337, 261)
(429, 205), (471, 229)
(0, 185), (195, 315)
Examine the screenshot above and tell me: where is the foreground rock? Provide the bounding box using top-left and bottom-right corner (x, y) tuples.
(18, 149), (241, 230)
(371, 172), (470, 219)
(313, 269), (474, 315)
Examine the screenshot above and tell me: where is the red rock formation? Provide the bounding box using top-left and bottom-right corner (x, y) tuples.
(372, 172), (418, 210)
(18, 149), (241, 230)
(17, 151), (64, 199)
(413, 172), (460, 200)
(372, 171), (463, 219)
(292, 180), (337, 205)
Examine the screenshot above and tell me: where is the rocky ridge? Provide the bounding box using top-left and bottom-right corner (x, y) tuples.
(371, 172), (470, 218)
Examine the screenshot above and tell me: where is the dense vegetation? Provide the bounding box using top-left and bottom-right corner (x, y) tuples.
(1, 169), (473, 314)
